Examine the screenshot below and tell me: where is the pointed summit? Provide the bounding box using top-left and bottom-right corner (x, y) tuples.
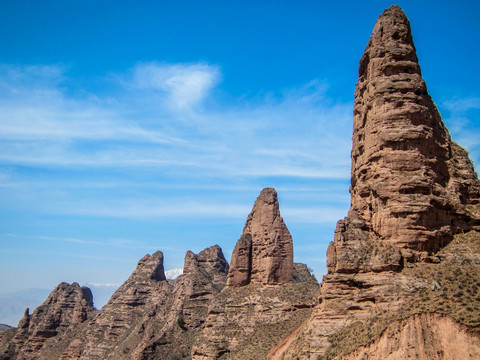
(1, 283), (95, 359)
(344, 4), (480, 262)
(130, 250), (166, 282)
(227, 188), (294, 286)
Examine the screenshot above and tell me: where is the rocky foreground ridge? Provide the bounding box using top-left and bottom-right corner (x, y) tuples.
(1, 4), (480, 360)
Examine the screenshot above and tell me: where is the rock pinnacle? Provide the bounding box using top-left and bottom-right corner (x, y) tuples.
(227, 188), (294, 286)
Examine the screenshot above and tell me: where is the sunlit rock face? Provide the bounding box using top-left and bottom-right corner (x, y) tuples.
(227, 187), (294, 286)
(333, 4), (480, 268)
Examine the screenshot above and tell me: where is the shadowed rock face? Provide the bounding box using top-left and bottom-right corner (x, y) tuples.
(68, 250), (170, 359)
(227, 188), (294, 286)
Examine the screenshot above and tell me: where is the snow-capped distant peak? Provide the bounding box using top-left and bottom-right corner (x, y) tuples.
(165, 268), (183, 280)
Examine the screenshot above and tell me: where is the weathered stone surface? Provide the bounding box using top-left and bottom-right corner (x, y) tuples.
(192, 268), (319, 360)
(0, 283), (95, 360)
(270, 5), (480, 359)
(65, 250), (171, 359)
(192, 189), (316, 359)
(54, 246), (228, 360)
(227, 188), (294, 286)
(341, 313), (480, 360)
(344, 4), (480, 262)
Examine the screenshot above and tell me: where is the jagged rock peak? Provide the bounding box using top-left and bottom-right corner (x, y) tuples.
(36, 282), (94, 323)
(183, 244), (229, 276)
(130, 250), (166, 282)
(344, 3), (480, 265)
(0, 282), (95, 359)
(227, 187), (294, 286)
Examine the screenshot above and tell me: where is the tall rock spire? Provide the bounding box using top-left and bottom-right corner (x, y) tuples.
(227, 188), (294, 286)
(344, 4), (480, 262)
(269, 7), (480, 359)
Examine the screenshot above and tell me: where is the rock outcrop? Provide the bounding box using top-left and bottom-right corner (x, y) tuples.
(2, 5), (480, 360)
(192, 263), (318, 359)
(0, 188), (312, 360)
(342, 313), (480, 360)
(192, 189), (318, 359)
(227, 188), (294, 286)
(341, 4), (480, 267)
(270, 5), (480, 359)
(68, 250), (171, 359)
(0, 283), (95, 360)
(58, 246), (228, 360)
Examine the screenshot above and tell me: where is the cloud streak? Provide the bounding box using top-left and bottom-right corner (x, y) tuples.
(0, 63), (352, 179)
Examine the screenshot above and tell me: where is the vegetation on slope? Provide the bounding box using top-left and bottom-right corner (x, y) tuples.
(323, 230), (480, 359)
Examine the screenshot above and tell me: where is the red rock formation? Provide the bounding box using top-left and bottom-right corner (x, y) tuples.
(270, 6), (480, 359)
(54, 246), (228, 360)
(0, 282), (95, 360)
(344, 4), (480, 264)
(343, 313), (480, 360)
(327, 4), (480, 275)
(192, 189), (317, 359)
(192, 263), (318, 359)
(227, 188), (294, 286)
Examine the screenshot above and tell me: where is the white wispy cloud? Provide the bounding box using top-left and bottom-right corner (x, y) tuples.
(85, 282), (121, 288)
(58, 200), (251, 219)
(131, 62), (221, 110)
(282, 206), (348, 224)
(1, 233), (171, 251)
(441, 96), (480, 165)
(0, 62), (352, 179)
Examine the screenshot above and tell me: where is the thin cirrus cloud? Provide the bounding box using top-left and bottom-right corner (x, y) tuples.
(0, 62), (352, 180)
(130, 62), (221, 110)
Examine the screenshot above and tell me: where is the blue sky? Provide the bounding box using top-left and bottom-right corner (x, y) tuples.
(1, 0), (480, 308)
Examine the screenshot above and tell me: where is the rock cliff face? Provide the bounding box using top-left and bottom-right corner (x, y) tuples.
(341, 4), (480, 266)
(342, 313), (480, 360)
(69, 250), (172, 359)
(0, 282), (95, 360)
(192, 263), (318, 359)
(270, 5), (480, 359)
(227, 188), (294, 286)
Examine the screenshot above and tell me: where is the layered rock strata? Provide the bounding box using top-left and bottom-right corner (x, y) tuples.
(227, 187), (294, 286)
(192, 263), (318, 359)
(59, 246), (228, 360)
(0, 282), (95, 360)
(270, 5), (480, 359)
(192, 189), (318, 359)
(69, 251), (172, 359)
(343, 313), (480, 360)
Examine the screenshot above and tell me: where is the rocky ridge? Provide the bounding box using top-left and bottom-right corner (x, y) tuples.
(0, 282), (95, 360)
(0, 188), (317, 359)
(190, 188), (317, 359)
